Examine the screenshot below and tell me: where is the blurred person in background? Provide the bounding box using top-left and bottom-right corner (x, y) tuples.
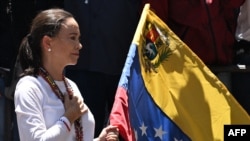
(232, 0), (250, 115)
(0, 0), (36, 140)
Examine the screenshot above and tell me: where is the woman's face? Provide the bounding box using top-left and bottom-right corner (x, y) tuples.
(49, 17), (82, 66)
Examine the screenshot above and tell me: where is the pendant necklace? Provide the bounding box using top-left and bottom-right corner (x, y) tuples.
(39, 67), (83, 141)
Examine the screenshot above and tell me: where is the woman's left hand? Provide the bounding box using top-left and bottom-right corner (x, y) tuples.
(98, 125), (119, 141)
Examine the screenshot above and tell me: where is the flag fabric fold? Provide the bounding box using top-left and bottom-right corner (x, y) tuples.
(109, 4), (250, 141)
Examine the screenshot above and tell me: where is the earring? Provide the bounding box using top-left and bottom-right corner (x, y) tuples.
(48, 48), (51, 52)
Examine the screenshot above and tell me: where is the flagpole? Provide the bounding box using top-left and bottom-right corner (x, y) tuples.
(132, 3), (150, 45)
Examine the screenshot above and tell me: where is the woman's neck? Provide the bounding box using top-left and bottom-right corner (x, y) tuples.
(42, 64), (64, 81)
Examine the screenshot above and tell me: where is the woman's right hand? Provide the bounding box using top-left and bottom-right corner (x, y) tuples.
(63, 93), (87, 124)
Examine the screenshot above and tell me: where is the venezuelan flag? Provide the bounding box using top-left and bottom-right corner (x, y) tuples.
(109, 4), (250, 141)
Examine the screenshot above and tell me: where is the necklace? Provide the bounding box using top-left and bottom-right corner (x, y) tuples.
(39, 67), (83, 141)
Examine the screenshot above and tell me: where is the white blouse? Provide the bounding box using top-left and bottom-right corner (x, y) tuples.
(14, 75), (95, 141)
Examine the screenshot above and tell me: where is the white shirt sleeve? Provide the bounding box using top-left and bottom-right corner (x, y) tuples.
(14, 76), (71, 141)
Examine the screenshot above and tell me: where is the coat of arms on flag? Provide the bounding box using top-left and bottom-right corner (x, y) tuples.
(109, 4), (250, 141)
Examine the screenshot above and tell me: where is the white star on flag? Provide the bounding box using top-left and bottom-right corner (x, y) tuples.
(154, 125), (167, 140)
(139, 122), (148, 136)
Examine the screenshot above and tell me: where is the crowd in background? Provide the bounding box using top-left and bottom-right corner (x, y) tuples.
(0, 0), (249, 141)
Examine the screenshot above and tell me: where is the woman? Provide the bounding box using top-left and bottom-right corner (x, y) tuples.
(14, 8), (118, 141)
